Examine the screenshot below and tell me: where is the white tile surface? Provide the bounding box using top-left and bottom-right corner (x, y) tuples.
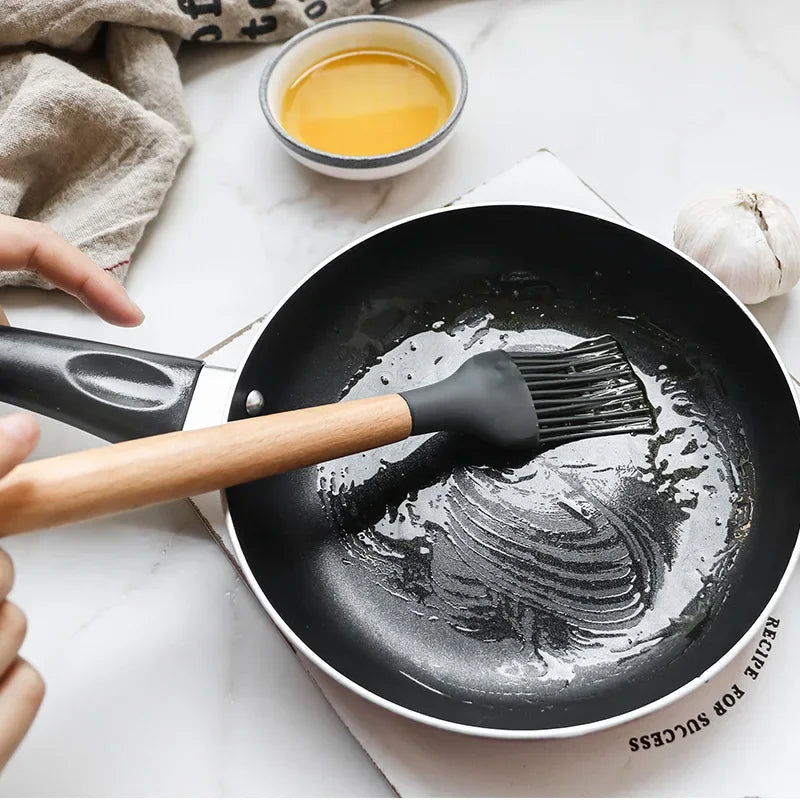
(1, 0), (800, 795)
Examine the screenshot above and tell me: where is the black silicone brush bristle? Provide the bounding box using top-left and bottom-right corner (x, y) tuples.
(508, 335), (656, 447)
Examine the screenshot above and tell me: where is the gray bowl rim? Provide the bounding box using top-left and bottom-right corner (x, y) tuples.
(258, 14), (469, 170)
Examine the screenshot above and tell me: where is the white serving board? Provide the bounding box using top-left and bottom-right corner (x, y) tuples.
(190, 149), (800, 798)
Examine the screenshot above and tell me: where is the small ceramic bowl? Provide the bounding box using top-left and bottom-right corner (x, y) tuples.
(259, 15), (468, 181)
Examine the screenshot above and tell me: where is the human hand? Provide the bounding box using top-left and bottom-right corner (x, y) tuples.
(0, 215), (144, 326)
(0, 414), (44, 770)
(0, 216), (143, 767)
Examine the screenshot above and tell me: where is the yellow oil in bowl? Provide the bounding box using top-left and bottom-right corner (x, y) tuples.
(280, 48), (454, 157)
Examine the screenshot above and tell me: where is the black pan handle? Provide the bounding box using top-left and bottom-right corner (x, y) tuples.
(0, 326), (203, 443)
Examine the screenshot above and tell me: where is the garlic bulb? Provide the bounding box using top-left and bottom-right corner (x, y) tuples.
(673, 190), (800, 304)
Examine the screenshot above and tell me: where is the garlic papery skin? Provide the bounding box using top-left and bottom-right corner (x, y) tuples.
(674, 190), (800, 305)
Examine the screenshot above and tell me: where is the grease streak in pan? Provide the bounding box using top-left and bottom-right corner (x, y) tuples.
(317, 283), (753, 698)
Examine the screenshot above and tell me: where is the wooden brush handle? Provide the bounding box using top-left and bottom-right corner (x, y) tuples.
(0, 394), (412, 537)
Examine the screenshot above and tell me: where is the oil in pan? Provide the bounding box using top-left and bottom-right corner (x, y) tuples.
(315, 279), (754, 690)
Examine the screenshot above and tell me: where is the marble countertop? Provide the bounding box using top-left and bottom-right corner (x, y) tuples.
(1, 0), (800, 795)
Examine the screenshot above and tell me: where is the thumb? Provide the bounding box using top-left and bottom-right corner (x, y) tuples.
(0, 416), (39, 477)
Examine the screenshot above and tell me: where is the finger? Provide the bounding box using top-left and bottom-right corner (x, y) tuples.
(0, 551), (13, 603)
(0, 658), (45, 770)
(0, 306), (8, 325)
(0, 217), (144, 327)
(0, 414), (39, 477)
(0, 603), (26, 678)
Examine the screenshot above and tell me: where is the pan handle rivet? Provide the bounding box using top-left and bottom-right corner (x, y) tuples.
(245, 390), (265, 416)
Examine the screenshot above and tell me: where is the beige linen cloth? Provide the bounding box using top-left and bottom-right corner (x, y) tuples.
(0, 0), (390, 288)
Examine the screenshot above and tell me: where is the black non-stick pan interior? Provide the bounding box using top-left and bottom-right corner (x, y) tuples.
(227, 205), (800, 732)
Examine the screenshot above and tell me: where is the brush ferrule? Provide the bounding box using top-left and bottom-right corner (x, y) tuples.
(400, 351), (540, 450)
(401, 350), (539, 448)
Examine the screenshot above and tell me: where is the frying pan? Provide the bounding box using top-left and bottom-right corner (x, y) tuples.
(1, 204), (798, 738)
